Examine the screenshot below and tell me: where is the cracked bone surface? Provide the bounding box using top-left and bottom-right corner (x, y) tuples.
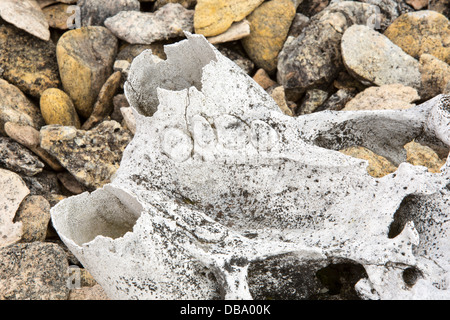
(51, 33), (450, 300)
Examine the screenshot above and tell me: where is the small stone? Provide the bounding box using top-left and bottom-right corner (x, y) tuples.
(68, 284), (110, 300)
(343, 84), (420, 111)
(121, 107), (137, 135)
(57, 172), (88, 195)
(358, 0), (415, 30)
(384, 11), (450, 64)
(56, 26), (118, 119)
(0, 24), (60, 98)
(0, 79), (45, 135)
(207, 20), (251, 45)
(40, 121), (132, 189)
(0, 242), (69, 300)
(298, 89), (329, 115)
(105, 3), (193, 44)
(252, 69), (277, 90)
(241, 0), (296, 74)
(14, 195), (51, 242)
(154, 0), (197, 9)
(82, 71), (122, 130)
(111, 94), (130, 123)
(428, 0), (450, 19)
(270, 86), (295, 116)
(194, 0), (264, 37)
(20, 170), (62, 200)
(117, 43), (167, 62)
(405, 0), (428, 10)
(404, 141), (446, 173)
(0, 137), (45, 176)
(341, 24), (422, 89)
(296, 0), (330, 17)
(40, 88), (81, 128)
(0, 169), (28, 248)
(78, 0), (140, 27)
(340, 146), (397, 178)
(0, 0), (50, 41)
(287, 13), (310, 39)
(42, 3), (73, 30)
(419, 54), (450, 100)
(316, 88), (357, 112)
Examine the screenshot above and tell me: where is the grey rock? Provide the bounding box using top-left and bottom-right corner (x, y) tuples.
(0, 242), (69, 300)
(298, 89), (329, 115)
(78, 0), (140, 27)
(104, 3), (194, 44)
(0, 137), (45, 176)
(277, 1), (380, 94)
(20, 170), (63, 200)
(341, 24), (422, 89)
(316, 88), (357, 112)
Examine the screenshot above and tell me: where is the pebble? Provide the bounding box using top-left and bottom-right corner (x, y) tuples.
(316, 88), (357, 112)
(112, 94), (130, 123)
(40, 121), (132, 189)
(57, 172), (88, 195)
(404, 141), (446, 173)
(270, 86), (295, 117)
(40, 88), (81, 128)
(252, 68), (277, 90)
(42, 3), (73, 30)
(68, 284), (110, 300)
(241, 0), (296, 74)
(194, 0), (264, 37)
(358, 0), (414, 30)
(343, 84), (420, 111)
(0, 137), (45, 177)
(419, 54), (450, 100)
(298, 89), (329, 115)
(0, 79), (45, 136)
(0, 24), (60, 98)
(339, 146), (397, 178)
(121, 107), (137, 135)
(14, 195), (51, 242)
(56, 26), (118, 119)
(0, 242), (69, 300)
(405, 0), (429, 10)
(428, 0), (450, 18)
(104, 3), (194, 44)
(0, 169), (29, 248)
(78, 0), (141, 27)
(341, 24), (422, 89)
(154, 0), (197, 10)
(82, 71), (122, 130)
(0, 0), (50, 41)
(19, 170), (63, 201)
(384, 10), (450, 64)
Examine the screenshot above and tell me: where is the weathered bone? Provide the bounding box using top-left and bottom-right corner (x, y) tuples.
(51, 33), (450, 300)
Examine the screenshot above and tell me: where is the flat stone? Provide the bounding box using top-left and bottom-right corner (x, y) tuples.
(0, 79), (45, 136)
(40, 88), (81, 128)
(384, 11), (450, 64)
(252, 69), (277, 90)
(404, 141), (447, 173)
(0, 169), (28, 248)
(341, 24), (422, 89)
(207, 20), (250, 45)
(117, 43), (168, 62)
(343, 84), (420, 111)
(0, 24), (60, 98)
(316, 88), (357, 112)
(82, 71), (122, 130)
(270, 86), (295, 116)
(19, 170), (62, 200)
(104, 3), (194, 44)
(277, 1), (380, 93)
(0, 137), (45, 176)
(120, 107), (136, 135)
(0, 242), (69, 300)
(194, 0), (264, 37)
(241, 0), (296, 74)
(56, 26), (118, 119)
(298, 89), (329, 115)
(40, 121), (132, 189)
(0, 0), (50, 41)
(78, 0), (140, 27)
(14, 195), (51, 242)
(57, 172), (89, 195)
(419, 54), (450, 100)
(42, 3), (73, 30)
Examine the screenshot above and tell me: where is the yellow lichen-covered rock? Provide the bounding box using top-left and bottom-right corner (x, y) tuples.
(40, 88), (81, 128)
(194, 0), (264, 37)
(419, 54), (450, 99)
(384, 10), (450, 64)
(56, 26), (118, 119)
(405, 141), (446, 173)
(241, 0), (296, 74)
(339, 146), (398, 178)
